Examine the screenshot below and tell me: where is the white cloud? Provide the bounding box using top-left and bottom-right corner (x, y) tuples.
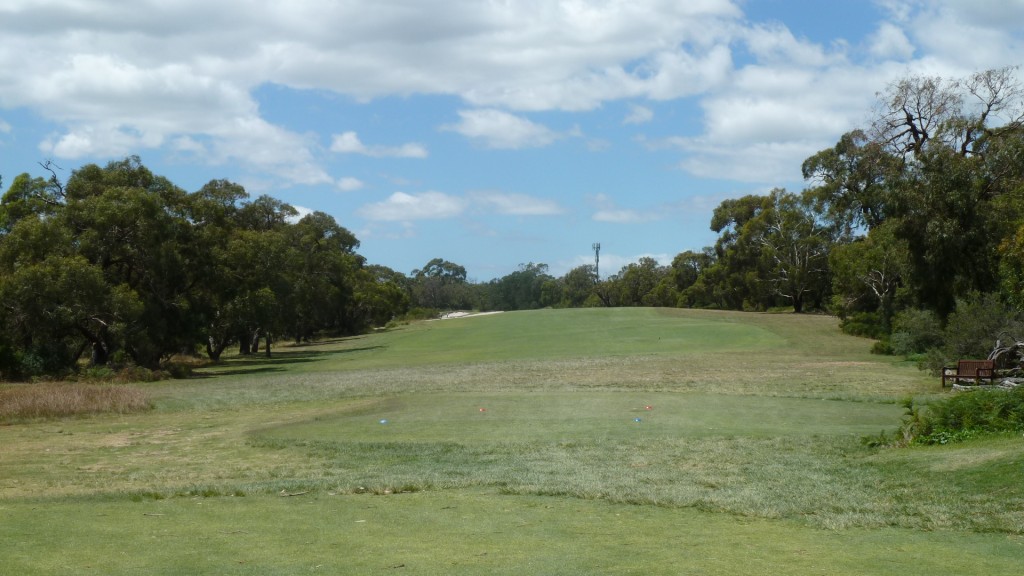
(902, 1), (1024, 71)
(337, 177), (365, 192)
(329, 131), (428, 158)
(287, 204), (315, 224)
(624, 104), (654, 125)
(469, 191), (563, 216)
(677, 139), (817, 184)
(2, 0), (1023, 193)
(868, 22), (915, 61)
(742, 22), (847, 67)
(358, 189), (565, 222)
(442, 109), (560, 149)
(0, 119), (10, 133)
(208, 116), (333, 186)
(358, 191), (467, 221)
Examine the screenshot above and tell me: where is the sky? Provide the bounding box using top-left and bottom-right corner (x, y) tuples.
(1, 1), (1023, 281)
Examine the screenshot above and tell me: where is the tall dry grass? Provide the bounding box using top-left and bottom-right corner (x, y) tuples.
(0, 383), (151, 422)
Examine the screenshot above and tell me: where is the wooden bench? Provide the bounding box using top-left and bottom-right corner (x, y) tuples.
(942, 359), (995, 388)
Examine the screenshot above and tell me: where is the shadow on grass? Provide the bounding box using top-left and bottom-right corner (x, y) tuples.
(192, 345), (385, 378)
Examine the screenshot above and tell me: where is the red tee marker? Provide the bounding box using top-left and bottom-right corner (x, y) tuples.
(644, 405), (653, 410)
(479, 407), (487, 412)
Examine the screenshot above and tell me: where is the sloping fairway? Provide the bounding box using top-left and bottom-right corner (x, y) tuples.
(260, 392), (903, 442)
(3, 308), (1023, 575)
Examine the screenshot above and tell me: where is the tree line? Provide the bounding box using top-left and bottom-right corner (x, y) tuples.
(0, 158), (409, 378)
(3, 67), (1023, 379)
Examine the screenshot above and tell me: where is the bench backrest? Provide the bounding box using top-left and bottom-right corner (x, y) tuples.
(957, 359), (994, 377)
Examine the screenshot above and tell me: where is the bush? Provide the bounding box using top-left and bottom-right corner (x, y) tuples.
(943, 292), (1024, 362)
(867, 388), (1024, 447)
(840, 311), (887, 339)
(924, 386), (1024, 436)
(889, 308), (943, 355)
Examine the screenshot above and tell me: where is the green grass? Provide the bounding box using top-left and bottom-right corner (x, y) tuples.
(2, 308), (1021, 574)
(3, 493), (1022, 576)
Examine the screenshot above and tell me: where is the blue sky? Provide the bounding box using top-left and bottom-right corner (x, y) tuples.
(1, 1), (1023, 280)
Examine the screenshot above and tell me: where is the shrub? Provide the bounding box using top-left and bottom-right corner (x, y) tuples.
(889, 308), (943, 356)
(924, 386), (1024, 436)
(866, 388), (1024, 447)
(840, 311), (887, 339)
(942, 292), (1023, 361)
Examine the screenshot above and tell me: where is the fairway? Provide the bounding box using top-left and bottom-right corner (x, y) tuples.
(3, 308), (1022, 575)
(259, 392), (904, 442)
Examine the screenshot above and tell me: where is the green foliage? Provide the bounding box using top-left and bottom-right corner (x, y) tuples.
(868, 387), (1024, 447)
(484, 262), (554, 311)
(889, 308), (944, 355)
(923, 387), (1024, 438)
(942, 292), (1023, 360)
(0, 157), (401, 378)
(839, 311), (888, 339)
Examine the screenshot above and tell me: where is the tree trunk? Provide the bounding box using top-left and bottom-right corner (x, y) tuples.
(265, 333), (272, 357)
(238, 333), (251, 355)
(91, 341), (110, 366)
(207, 336), (227, 362)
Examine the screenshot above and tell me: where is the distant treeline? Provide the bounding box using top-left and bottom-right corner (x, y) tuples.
(3, 67), (1024, 378)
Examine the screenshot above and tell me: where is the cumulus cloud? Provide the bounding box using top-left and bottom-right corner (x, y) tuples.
(287, 204), (315, 224)
(330, 131), (428, 158)
(2, 0), (1022, 191)
(442, 109), (561, 149)
(358, 191), (467, 221)
(868, 22), (915, 61)
(901, 1), (1024, 72)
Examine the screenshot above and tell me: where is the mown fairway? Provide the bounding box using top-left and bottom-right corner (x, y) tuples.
(2, 308), (1023, 575)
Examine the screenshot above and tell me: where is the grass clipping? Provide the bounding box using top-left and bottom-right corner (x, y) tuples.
(0, 383), (151, 422)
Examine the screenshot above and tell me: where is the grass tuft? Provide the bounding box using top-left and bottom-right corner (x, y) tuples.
(0, 383), (151, 422)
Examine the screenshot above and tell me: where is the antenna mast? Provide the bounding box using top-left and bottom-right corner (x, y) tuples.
(592, 242), (601, 280)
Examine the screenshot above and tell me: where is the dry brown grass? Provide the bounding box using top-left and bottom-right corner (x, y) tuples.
(0, 383), (151, 422)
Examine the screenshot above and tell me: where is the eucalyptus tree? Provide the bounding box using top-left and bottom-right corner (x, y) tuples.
(411, 257), (473, 310)
(558, 264), (598, 308)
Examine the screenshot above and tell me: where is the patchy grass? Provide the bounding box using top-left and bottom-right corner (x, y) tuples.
(0, 383), (151, 422)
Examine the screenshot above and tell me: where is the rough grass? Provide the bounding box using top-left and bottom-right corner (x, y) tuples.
(0, 383), (151, 422)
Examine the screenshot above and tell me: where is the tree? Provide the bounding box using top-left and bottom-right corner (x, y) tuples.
(558, 265), (598, 308)
(0, 255), (141, 372)
(802, 130), (899, 237)
(411, 258), (472, 310)
(614, 257), (668, 307)
(869, 68), (1024, 318)
(486, 263), (554, 311)
(754, 190), (833, 313)
(702, 194), (776, 310)
(829, 221), (910, 334)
